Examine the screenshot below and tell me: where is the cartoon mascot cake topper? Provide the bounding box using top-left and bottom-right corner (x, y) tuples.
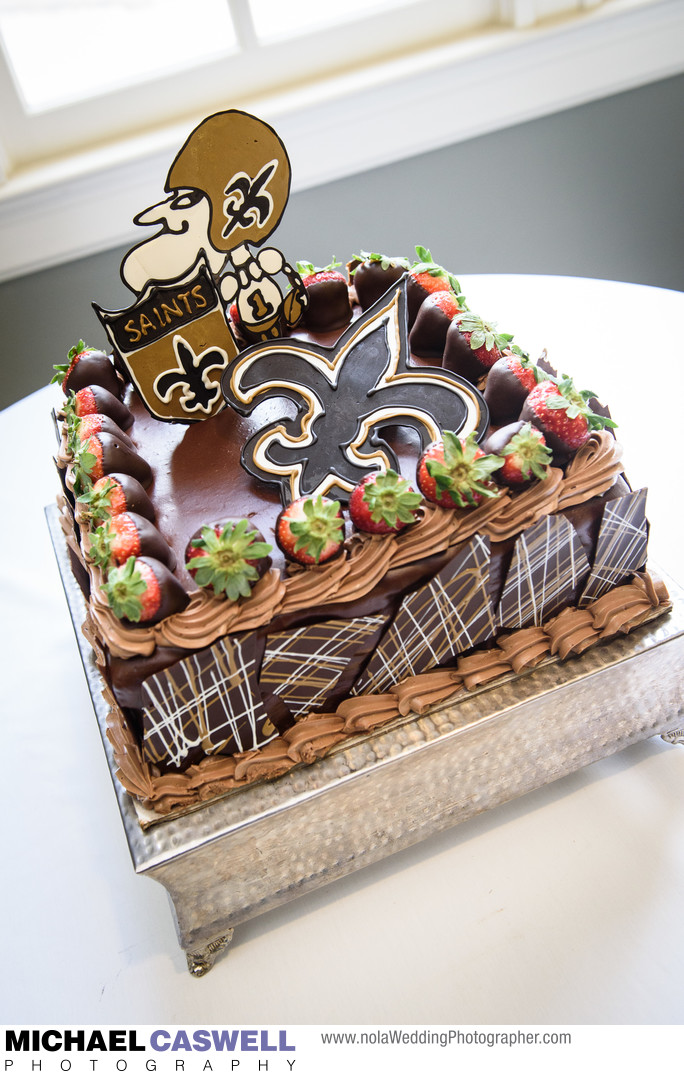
(94, 109), (307, 422)
(221, 277), (488, 505)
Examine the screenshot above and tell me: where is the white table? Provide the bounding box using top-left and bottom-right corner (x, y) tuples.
(1, 275), (682, 1025)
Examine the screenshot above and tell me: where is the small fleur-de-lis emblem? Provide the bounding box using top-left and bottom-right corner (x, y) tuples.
(222, 277), (489, 504)
(222, 159), (278, 242)
(154, 335), (230, 415)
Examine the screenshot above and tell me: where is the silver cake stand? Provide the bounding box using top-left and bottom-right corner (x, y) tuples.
(47, 504), (684, 975)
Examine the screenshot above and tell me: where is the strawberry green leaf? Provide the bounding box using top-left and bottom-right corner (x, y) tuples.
(296, 258), (342, 278)
(68, 339), (87, 361)
(510, 344), (532, 363)
(70, 441), (97, 496)
(361, 469), (422, 527)
(457, 313), (512, 352)
(51, 340), (87, 385)
(89, 521), (113, 569)
(186, 519), (272, 600)
(587, 411), (618, 431)
(77, 477), (115, 522)
(426, 431), (503, 508)
(351, 251), (410, 273)
(288, 496), (344, 563)
(501, 423), (553, 481)
(411, 246), (448, 277)
(50, 364), (69, 386)
(102, 556), (146, 621)
(72, 440), (97, 477)
(545, 375), (618, 430)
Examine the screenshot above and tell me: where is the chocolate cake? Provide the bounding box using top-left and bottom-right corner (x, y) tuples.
(49, 112), (670, 818)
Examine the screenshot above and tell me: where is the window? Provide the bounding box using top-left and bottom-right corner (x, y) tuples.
(0, 0), (239, 113)
(0, 0), (625, 174)
(0, 0), (677, 282)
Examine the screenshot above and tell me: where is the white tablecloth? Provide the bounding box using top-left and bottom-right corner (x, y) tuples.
(1, 275), (682, 1024)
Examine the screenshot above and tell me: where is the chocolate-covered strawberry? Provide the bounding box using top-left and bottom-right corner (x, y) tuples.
(89, 512), (175, 571)
(276, 495), (345, 566)
(349, 469), (422, 535)
(52, 340), (121, 399)
(483, 421), (553, 487)
(62, 394), (131, 454)
(443, 313), (514, 384)
(185, 518), (272, 599)
(417, 431), (502, 509)
(409, 290), (463, 360)
(407, 246), (464, 327)
(102, 555), (188, 625)
(483, 351), (545, 424)
(64, 384), (133, 430)
(77, 473), (155, 523)
(350, 251), (409, 310)
(74, 412), (135, 451)
(297, 259), (352, 331)
(520, 375), (617, 463)
(74, 432), (152, 488)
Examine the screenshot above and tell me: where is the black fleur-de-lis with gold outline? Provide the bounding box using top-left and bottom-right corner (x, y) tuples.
(155, 336), (230, 415)
(221, 277), (489, 505)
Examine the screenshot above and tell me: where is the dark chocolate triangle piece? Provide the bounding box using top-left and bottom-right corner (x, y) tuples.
(579, 488), (649, 606)
(498, 514), (590, 629)
(351, 534), (495, 695)
(140, 631), (275, 769)
(259, 614), (389, 718)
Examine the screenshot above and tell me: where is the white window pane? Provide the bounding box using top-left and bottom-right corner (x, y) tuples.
(0, 0), (238, 113)
(250, 0), (416, 42)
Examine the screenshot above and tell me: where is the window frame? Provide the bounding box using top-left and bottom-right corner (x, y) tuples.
(0, 0), (504, 171)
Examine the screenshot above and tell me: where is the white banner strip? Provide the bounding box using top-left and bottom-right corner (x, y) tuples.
(2, 1025), (681, 1074)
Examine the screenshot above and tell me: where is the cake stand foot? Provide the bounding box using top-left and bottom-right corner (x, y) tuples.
(662, 728), (684, 745)
(185, 930), (235, 976)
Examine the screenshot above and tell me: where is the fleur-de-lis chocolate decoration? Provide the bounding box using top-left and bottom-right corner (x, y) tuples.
(221, 277), (489, 504)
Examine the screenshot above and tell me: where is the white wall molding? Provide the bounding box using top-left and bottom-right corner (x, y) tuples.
(0, 0), (682, 283)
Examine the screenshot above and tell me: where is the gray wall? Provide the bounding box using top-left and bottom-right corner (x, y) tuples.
(1, 72), (683, 412)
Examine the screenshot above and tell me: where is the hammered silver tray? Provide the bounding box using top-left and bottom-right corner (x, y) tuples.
(47, 504), (684, 975)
